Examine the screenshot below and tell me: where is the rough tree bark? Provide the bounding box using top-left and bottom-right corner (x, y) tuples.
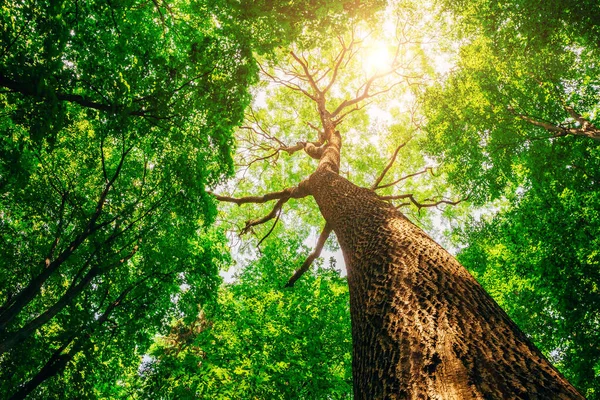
(307, 166), (584, 399)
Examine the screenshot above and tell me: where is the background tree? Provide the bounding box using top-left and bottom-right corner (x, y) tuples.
(0, 0), (385, 397)
(423, 0), (600, 198)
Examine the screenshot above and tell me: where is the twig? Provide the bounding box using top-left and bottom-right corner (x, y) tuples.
(257, 207), (282, 248)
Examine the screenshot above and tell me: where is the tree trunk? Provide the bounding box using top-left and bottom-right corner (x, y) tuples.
(308, 169), (583, 399)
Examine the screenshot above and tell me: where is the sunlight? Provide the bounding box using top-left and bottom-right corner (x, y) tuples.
(362, 43), (392, 75)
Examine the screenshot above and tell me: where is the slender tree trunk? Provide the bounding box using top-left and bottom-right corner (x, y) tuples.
(8, 283), (134, 399)
(308, 169), (583, 399)
(0, 266), (100, 355)
(9, 334), (78, 400)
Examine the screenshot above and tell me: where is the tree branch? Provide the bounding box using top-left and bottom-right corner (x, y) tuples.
(330, 65), (406, 118)
(379, 193), (467, 210)
(209, 188), (298, 205)
(508, 105), (600, 140)
(210, 183), (311, 235)
(370, 140), (411, 190)
(0, 74), (163, 118)
(284, 223), (332, 288)
(258, 62), (317, 101)
(0, 143), (131, 331)
(375, 167), (433, 191)
(241, 196), (289, 235)
(322, 36), (355, 94)
(257, 208), (282, 248)
(290, 51), (323, 97)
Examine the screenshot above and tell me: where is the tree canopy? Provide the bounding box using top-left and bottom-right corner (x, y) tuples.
(133, 233), (353, 399)
(1, 0), (599, 398)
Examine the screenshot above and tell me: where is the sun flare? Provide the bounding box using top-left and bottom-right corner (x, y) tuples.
(362, 43), (392, 75)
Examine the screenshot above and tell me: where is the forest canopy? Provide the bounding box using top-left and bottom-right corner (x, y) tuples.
(1, 0), (598, 398)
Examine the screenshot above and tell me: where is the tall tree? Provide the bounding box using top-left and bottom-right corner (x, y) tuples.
(211, 17), (584, 398)
(1, 0), (243, 395)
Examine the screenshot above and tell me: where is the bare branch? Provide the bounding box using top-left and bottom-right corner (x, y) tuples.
(239, 148), (282, 168)
(236, 138), (324, 167)
(210, 183), (311, 235)
(258, 62), (317, 101)
(209, 188), (295, 205)
(284, 223), (332, 288)
(331, 67), (406, 118)
(323, 36), (355, 94)
(289, 51), (323, 97)
(333, 101), (371, 125)
(376, 167), (433, 191)
(379, 193), (467, 210)
(371, 140), (411, 190)
(241, 196), (288, 235)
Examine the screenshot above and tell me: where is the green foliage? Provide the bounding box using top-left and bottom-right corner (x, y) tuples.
(6, 0), (599, 397)
(209, 0), (385, 53)
(132, 233), (353, 399)
(422, 0), (600, 203)
(0, 0), (255, 174)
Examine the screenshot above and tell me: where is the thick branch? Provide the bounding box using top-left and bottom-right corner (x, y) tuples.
(0, 74), (161, 118)
(509, 106), (600, 140)
(0, 241), (140, 355)
(299, 141), (325, 159)
(209, 188), (299, 205)
(563, 105), (600, 139)
(284, 223), (332, 288)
